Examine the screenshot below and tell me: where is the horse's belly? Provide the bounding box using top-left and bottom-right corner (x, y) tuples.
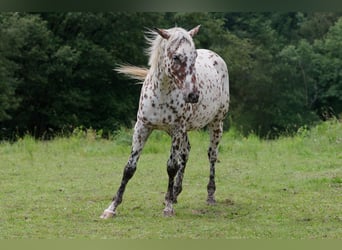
(186, 102), (221, 129)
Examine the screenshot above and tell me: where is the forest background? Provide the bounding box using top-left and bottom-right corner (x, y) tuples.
(0, 12), (341, 140)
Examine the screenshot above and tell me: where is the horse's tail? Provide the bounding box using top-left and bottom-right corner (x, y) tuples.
(114, 65), (148, 83)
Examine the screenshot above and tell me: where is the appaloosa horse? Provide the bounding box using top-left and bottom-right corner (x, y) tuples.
(101, 25), (229, 218)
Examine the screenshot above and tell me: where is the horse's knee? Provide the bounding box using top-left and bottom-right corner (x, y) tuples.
(207, 147), (217, 163)
(167, 159), (178, 177)
(123, 164), (136, 180)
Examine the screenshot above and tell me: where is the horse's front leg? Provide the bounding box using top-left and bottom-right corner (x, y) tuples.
(173, 134), (190, 203)
(100, 121), (151, 219)
(164, 130), (189, 216)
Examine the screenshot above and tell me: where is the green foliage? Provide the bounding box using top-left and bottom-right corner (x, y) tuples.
(278, 16), (342, 122)
(313, 17), (342, 117)
(0, 12), (341, 139)
(223, 13), (341, 137)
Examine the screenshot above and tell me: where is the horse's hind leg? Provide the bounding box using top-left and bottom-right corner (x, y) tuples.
(100, 121), (151, 219)
(207, 120), (224, 204)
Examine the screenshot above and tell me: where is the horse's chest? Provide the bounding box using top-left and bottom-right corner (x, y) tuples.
(138, 94), (189, 128)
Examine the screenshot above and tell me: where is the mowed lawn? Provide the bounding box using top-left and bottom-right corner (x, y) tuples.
(0, 121), (341, 239)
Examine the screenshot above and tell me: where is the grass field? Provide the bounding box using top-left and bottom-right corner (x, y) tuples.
(0, 120), (341, 239)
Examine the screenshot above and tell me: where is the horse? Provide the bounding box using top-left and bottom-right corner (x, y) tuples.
(100, 25), (230, 219)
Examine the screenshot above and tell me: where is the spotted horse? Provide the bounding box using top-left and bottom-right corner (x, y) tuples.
(101, 25), (230, 219)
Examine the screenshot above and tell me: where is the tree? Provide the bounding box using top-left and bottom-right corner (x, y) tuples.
(0, 13), (58, 137)
(311, 17), (342, 118)
(41, 12), (167, 135)
(0, 13), (22, 123)
(0, 12), (341, 140)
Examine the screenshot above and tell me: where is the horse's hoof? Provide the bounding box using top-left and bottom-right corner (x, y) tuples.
(207, 198), (216, 205)
(163, 208), (175, 217)
(100, 209), (116, 219)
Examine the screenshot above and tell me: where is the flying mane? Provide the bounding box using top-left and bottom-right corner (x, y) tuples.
(115, 27), (194, 82)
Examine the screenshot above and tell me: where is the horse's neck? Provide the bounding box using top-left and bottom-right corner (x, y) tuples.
(143, 70), (178, 102)
(147, 67), (170, 91)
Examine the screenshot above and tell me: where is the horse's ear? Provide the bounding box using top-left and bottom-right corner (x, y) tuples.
(154, 28), (170, 40)
(189, 25), (201, 37)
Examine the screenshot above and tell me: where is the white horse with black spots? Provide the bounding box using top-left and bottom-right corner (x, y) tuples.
(101, 25), (229, 218)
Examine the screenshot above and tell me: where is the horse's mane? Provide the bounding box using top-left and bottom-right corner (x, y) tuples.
(114, 29), (163, 83)
(145, 29), (164, 71)
(145, 27), (193, 72)
(115, 27), (192, 83)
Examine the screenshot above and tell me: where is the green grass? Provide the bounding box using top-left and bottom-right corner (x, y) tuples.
(0, 121), (341, 239)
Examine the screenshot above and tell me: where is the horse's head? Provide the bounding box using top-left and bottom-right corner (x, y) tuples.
(155, 25), (200, 103)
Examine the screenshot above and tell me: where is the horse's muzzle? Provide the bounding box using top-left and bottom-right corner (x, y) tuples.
(186, 91), (199, 103)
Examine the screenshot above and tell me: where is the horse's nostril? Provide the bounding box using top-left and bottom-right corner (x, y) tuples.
(188, 92), (199, 103)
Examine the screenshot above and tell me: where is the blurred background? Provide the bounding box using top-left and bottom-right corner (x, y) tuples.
(0, 12), (341, 139)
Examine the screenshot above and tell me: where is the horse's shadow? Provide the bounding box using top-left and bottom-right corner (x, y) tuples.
(184, 198), (252, 220)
